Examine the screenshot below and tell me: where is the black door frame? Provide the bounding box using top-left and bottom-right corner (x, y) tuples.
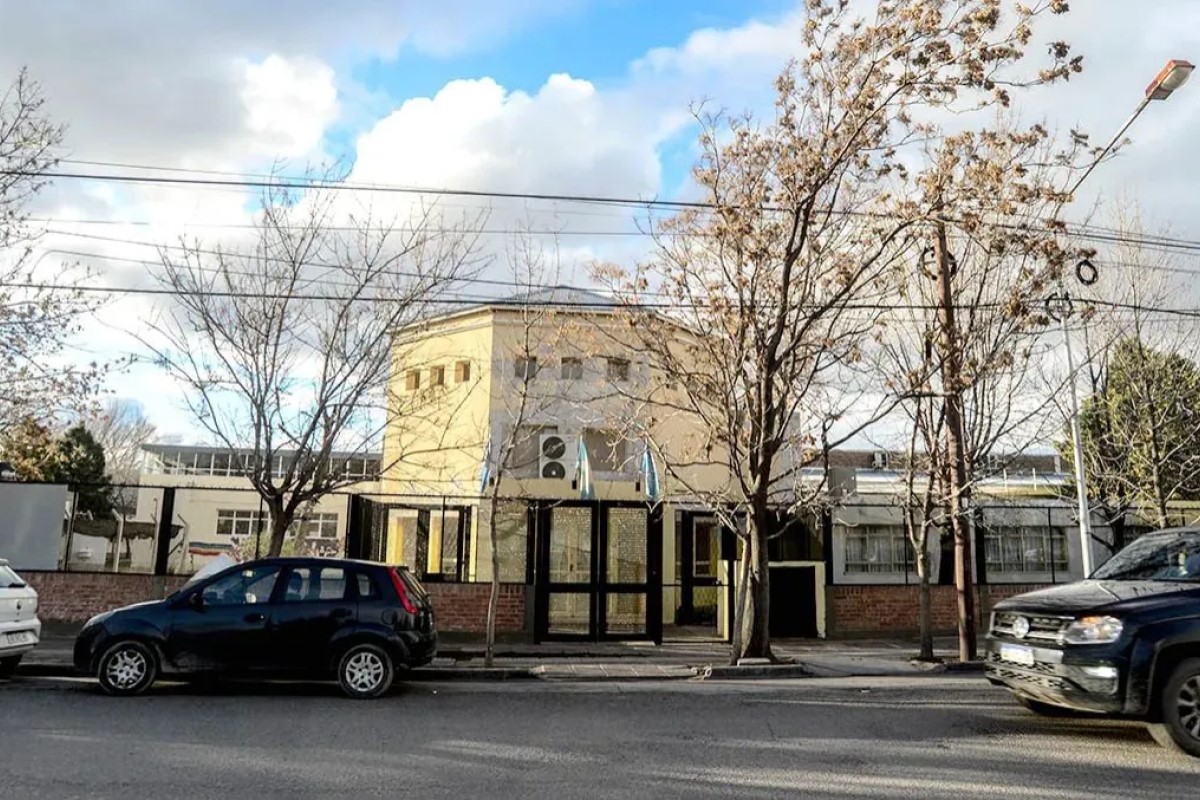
(676, 510), (720, 627)
(533, 500), (663, 644)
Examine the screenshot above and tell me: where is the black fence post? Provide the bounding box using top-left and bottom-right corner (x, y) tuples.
(345, 494), (364, 560)
(153, 488), (176, 577)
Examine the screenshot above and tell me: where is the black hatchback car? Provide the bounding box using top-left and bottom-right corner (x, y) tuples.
(986, 527), (1200, 756)
(74, 557), (436, 699)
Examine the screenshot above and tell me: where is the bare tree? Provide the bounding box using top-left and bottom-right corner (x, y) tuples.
(598, 0), (1081, 663)
(143, 171), (484, 556)
(0, 69), (106, 430)
(482, 235), (565, 667)
(84, 398), (156, 511)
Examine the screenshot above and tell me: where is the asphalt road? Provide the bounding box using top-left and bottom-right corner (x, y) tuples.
(1, 673), (1198, 799)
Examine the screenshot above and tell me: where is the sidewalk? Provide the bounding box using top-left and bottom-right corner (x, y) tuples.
(21, 625), (980, 682)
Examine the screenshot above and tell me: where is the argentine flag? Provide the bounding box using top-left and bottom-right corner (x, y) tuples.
(477, 436), (493, 494)
(641, 440), (660, 502)
(575, 436), (595, 500)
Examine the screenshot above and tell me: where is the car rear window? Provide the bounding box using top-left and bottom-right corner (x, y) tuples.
(0, 565), (26, 589)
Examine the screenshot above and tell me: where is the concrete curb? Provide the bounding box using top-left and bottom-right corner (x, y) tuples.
(694, 663), (814, 680)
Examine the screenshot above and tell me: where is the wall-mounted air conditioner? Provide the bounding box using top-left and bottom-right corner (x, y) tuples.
(539, 433), (576, 479)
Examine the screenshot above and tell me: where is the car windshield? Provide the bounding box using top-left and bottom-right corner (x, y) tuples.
(1092, 530), (1200, 582)
(0, 565), (26, 588)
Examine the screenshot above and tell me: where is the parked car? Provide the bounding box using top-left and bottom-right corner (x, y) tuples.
(0, 558), (42, 676)
(986, 527), (1200, 756)
(74, 556), (436, 699)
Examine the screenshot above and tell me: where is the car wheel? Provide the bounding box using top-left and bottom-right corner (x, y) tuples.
(1015, 696), (1079, 717)
(1148, 658), (1200, 758)
(0, 655), (21, 678)
(337, 643), (394, 700)
(97, 640), (159, 697)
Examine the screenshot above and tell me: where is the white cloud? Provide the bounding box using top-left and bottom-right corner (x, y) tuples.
(240, 55), (339, 160)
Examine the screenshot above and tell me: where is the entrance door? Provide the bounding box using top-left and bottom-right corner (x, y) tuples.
(535, 502), (661, 642)
(675, 513), (721, 628)
(768, 566), (818, 638)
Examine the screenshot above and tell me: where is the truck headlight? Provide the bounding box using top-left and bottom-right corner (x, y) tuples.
(1062, 616), (1123, 645)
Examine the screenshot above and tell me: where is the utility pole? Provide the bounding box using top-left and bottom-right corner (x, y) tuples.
(934, 219), (976, 662)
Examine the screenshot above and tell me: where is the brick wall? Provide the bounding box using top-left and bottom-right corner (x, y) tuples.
(425, 582), (528, 633)
(829, 583), (1051, 637)
(22, 572), (189, 622)
(22, 571), (530, 634)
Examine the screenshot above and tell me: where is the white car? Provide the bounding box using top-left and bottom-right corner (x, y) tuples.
(0, 558), (40, 676)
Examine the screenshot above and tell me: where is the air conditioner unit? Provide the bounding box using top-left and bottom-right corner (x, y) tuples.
(872, 451), (890, 470)
(539, 433), (575, 480)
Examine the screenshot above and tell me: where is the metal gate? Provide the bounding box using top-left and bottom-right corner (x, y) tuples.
(533, 500), (663, 643)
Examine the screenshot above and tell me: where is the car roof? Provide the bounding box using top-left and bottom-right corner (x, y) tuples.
(236, 555), (400, 569)
(1140, 526), (1200, 538)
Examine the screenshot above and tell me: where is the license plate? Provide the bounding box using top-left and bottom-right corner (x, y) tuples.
(4, 631), (34, 647)
(999, 644), (1035, 667)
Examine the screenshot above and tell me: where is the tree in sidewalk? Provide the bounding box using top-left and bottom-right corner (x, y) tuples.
(482, 235), (566, 668)
(599, 0), (1082, 664)
(0, 69), (108, 431)
(143, 169), (485, 557)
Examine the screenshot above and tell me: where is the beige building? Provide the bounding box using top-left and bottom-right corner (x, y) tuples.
(130, 445), (381, 575)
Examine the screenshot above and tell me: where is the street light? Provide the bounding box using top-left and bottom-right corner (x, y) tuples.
(1062, 58), (1193, 578)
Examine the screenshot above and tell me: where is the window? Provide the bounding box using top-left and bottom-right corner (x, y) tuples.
(405, 370), (421, 392)
(202, 565), (281, 606)
(583, 428), (627, 472)
(561, 357), (583, 380)
(356, 572), (380, 599)
(984, 525), (1069, 573)
(281, 566), (347, 602)
(215, 509), (268, 540)
(212, 453), (232, 476)
(514, 356), (539, 380)
(430, 365), (446, 387)
(455, 360), (471, 383)
(694, 520), (719, 578)
(296, 512), (339, 540)
(844, 525), (910, 573)
(606, 358), (630, 382)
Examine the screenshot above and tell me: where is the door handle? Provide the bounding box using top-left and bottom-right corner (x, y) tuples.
(244, 612), (265, 623)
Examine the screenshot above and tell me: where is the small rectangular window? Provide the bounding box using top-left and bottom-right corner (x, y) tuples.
(405, 370), (421, 391)
(455, 361), (471, 383)
(607, 358), (630, 382)
(431, 365), (445, 387)
(561, 357), (583, 380)
(514, 357), (539, 380)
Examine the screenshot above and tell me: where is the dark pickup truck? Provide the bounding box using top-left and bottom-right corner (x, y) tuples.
(985, 527), (1200, 757)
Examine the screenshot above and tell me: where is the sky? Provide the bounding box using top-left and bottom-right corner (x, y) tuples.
(2, 0), (1200, 445)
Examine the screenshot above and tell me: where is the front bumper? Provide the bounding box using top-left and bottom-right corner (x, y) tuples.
(985, 638), (1126, 714)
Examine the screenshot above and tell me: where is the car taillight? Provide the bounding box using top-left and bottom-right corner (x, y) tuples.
(388, 569), (419, 615)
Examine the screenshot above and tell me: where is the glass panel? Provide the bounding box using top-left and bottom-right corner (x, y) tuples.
(694, 519), (718, 578)
(605, 592), (646, 634)
(550, 506), (592, 583)
(548, 593), (590, 635)
(607, 508), (647, 583)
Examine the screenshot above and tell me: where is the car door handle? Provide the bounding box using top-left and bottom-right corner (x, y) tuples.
(244, 612), (266, 624)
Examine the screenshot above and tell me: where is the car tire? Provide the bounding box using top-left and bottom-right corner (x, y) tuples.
(97, 640), (159, 697)
(0, 655), (21, 678)
(1015, 696), (1079, 717)
(1148, 658), (1200, 758)
(337, 643), (394, 700)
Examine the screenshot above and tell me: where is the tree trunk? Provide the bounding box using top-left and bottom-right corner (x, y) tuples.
(267, 506), (291, 557)
(916, 533), (934, 661)
(484, 494), (502, 668)
(935, 220), (976, 663)
(732, 506), (772, 663)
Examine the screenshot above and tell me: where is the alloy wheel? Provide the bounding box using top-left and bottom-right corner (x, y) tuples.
(106, 648), (147, 690)
(345, 651), (385, 693)
(1176, 676), (1200, 741)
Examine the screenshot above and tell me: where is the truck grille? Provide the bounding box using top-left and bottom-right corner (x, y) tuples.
(988, 665), (1069, 692)
(991, 612), (1072, 643)
(985, 651), (1057, 675)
